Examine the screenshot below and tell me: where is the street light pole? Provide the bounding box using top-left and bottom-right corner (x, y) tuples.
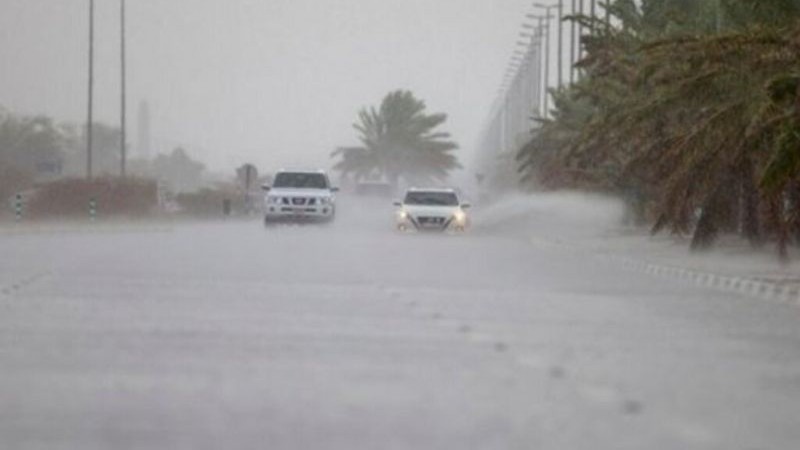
(570, 0), (576, 84)
(557, 0), (564, 88)
(541, 17), (550, 117)
(531, 4), (557, 116)
(87, 0), (94, 179)
(522, 25), (541, 120)
(120, 0), (127, 177)
(579, 0), (584, 60)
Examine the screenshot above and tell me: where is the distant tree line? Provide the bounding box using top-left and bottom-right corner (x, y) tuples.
(0, 107), (209, 205)
(515, 0), (800, 259)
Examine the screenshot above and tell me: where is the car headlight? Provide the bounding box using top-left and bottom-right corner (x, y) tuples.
(397, 209), (409, 220)
(319, 197), (333, 205)
(453, 210), (466, 224)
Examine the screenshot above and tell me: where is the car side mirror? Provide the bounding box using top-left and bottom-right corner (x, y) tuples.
(261, 185), (271, 192)
(461, 203), (471, 209)
(393, 200), (402, 207)
(330, 187), (340, 192)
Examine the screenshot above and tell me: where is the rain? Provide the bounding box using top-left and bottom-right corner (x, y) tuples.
(2, 1), (800, 449)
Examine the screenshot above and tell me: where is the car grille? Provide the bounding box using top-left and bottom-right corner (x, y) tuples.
(281, 197), (317, 206)
(417, 216), (446, 226)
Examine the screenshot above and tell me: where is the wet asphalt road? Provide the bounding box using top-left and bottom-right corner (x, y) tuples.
(1, 204), (800, 450)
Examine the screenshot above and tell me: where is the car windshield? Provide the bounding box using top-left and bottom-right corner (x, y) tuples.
(273, 172), (329, 189)
(404, 191), (459, 206)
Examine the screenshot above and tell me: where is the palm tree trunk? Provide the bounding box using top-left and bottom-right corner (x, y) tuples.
(789, 181), (800, 246)
(691, 184), (727, 252)
(766, 193), (790, 263)
(739, 157), (762, 247)
(651, 212), (667, 236)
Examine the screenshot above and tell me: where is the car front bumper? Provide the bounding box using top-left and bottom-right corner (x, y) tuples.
(396, 215), (467, 232)
(265, 205), (335, 222)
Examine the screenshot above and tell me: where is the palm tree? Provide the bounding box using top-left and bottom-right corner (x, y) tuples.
(332, 90), (460, 189)
(514, 0), (800, 258)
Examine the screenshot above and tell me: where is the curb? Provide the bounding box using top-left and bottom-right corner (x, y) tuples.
(0, 225), (172, 236)
(531, 237), (800, 307)
(613, 255), (800, 306)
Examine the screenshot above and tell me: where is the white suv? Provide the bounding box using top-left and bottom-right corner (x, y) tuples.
(263, 170), (337, 224)
(393, 187), (470, 232)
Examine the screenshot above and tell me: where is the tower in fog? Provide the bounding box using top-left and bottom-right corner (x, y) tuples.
(136, 100), (152, 159)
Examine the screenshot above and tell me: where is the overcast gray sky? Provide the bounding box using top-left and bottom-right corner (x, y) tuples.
(0, 0), (535, 174)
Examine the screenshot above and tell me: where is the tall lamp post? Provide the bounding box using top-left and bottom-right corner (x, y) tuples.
(519, 27), (542, 120)
(579, 0), (585, 60)
(120, 0), (127, 177)
(570, 0), (577, 83)
(87, 0), (95, 179)
(532, 2), (564, 88)
(527, 12), (554, 118)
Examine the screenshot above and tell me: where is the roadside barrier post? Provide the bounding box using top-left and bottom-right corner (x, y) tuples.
(14, 193), (23, 222)
(89, 197), (97, 222)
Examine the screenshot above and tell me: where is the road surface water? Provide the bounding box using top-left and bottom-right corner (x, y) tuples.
(1, 200), (799, 449)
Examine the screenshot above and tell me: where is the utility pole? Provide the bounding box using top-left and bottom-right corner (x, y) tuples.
(557, 0), (564, 88)
(579, 0), (584, 59)
(542, 17), (551, 117)
(591, 0), (597, 33)
(87, 0), (94, 179)
(570, 0), (576, 84)
(530, 5), (557, 115)
(578, 0), (585, 75)
(120, 0), (127, 177)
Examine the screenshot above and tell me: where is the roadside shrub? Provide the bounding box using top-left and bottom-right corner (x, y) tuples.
(175, 187), (243, 217)
(27, 177), (158, 219)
